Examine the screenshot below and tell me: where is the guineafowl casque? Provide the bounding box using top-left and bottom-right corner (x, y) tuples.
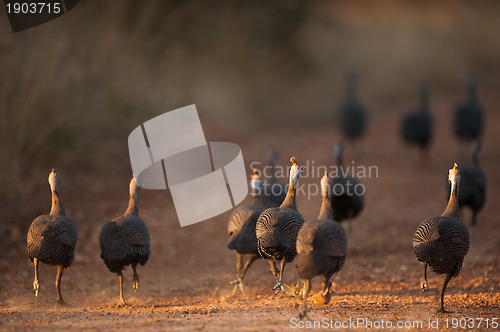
(256, 157), (305, 294)
(451, 142), (486, 226)
(261, 147), (287, 208)
(413, 163), (470, 313)
(227, 169), (265, 294)
(454, 78), (483, 145)
(26, 169), (78, 304)
(329, 142), (364, 225)
(338, 71), (367, 144)
(296, 172), (347, 319)
(100, 175), (151, 306)
(402, 83), (433, 154)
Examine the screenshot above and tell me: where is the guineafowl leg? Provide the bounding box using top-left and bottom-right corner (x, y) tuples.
(437, 274), (453, 313)
(268, 260), (279, 277)
(231, 254), (259, 295)
(471, 212), (477, 226)
(33, 258), (39, 297)
(321, 276), (333, 304)
(420, 263), (428, 291)
(55, 265), (66, 305)
(272, 258), (287, 294)
(132, 262), (139, 292)
(117, 271), (126, 306)
(298, 279), (311, 320)
(235, 253), (243, 275)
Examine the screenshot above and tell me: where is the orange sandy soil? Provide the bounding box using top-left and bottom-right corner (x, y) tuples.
(0, 94), (499, 331)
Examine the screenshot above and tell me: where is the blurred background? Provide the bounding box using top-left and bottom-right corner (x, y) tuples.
(1, 0), (499, 283)
(0, 2), (499, 322)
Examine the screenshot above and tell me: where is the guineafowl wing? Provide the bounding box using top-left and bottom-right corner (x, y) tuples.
(438, 218), (470, 259)
(100, 215), (150, 261)
(50, 216), (78, 248)
(315, 220), (348, 258)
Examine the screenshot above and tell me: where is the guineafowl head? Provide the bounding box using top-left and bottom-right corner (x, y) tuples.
(130, 175), (141, 200)
(289, 157), (303, 189)
(418, 83), (429, 108)
(48, 169), (60, 195)
(320, 171), (330, 198)
(250, 169), (262, 196)
(472, 141), (482, 164)
(333, 142), (344, 166)
(267, 147), (278, 166)
(467, 77), (478, 98)
(448, 163), (460, 185)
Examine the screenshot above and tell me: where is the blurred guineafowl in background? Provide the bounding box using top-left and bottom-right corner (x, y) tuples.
(450, 142), (486, 226)
(296, 172), (348, 319)
(100, 175), (151, 306)
(26, 169), (78, 304)
(337, 71), (367, 145)
(256, 157), (305, 294)
(402, 83), (433, 154)
(454, 78), (484, 147)
(329, 142), (364, 228)
(261, 147), (287, 208)
(413, 163), (470, 313)
(227, 169), (265, 294)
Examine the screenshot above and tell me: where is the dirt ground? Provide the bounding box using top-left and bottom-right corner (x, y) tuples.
(0, 93), (499, 331)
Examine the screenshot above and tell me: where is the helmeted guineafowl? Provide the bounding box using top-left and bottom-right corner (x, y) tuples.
(402, 83), (433, 153)
(100, 175), (151, 306)
(296, 172), (348, 319)
(338, 71), (367, 144)
(329, 142), (364, 224)
(261, 147), (287, 208)
(413, 163), (470, 313)
(451, 142), (487, 226)
(26, 169), (78, 304)
(454, 78), (483, 144)
(256, 157), (305, 294)
(227, 169), (265, 294)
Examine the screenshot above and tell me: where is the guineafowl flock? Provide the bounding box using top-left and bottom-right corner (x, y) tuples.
(25, 77), (488, 321)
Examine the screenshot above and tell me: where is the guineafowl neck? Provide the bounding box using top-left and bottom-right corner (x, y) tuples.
(442, 181), (460, 219)
(124, 196), (139, 216)
(269, 163), (277, 183)
(50, 191), (66, 216)
(252, 191), (262, 206)
(317, 196), (333, 220)
(280, 188), (297, 210)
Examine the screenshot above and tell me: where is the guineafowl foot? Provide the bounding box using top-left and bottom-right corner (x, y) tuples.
(420, 280), (427, 291)
(322, 291), (332, 305)
(436, 307), (452, 314)
(116, 299), (127, 307)
(273, 280), (285, 294)
(33, 280), (39, 297)
(133, 279), (139, 292)
(230, 277), (244, 295)
(56, 298), (66, 306)
(297, 307), (310, 321)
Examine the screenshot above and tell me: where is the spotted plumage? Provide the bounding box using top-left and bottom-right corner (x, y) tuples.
(227, 169), (265, 293)
(296, 172), (347, 319)
(26, 169), (77, 304)
(256, 157), (305, 294)
(99, 175), (150, 306)
(413, 163), (470, 313)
